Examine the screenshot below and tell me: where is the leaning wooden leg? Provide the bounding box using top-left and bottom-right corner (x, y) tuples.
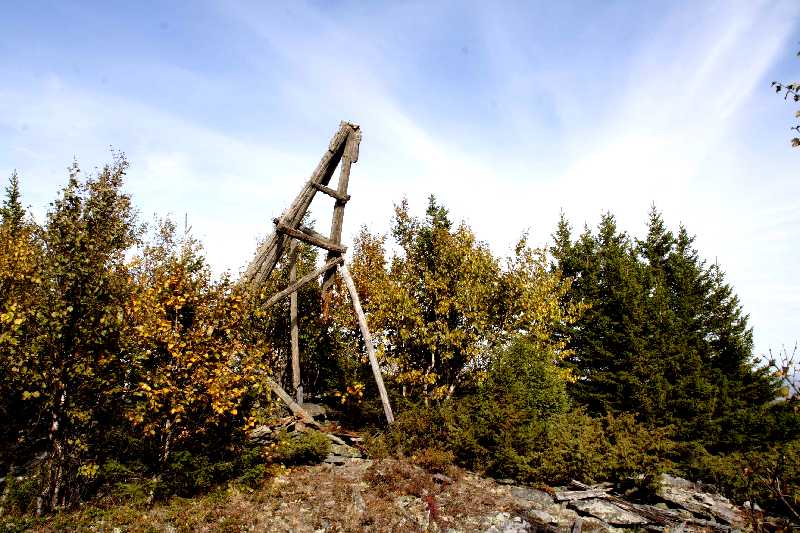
(339, 263), (395, 424)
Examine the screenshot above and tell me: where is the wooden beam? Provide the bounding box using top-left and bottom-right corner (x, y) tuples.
(288, 242), (302, 405)
(274, 220), (347, 254)
(242, 122), (355, 287)
(311, 182), (351, 203)
(322, 129), (361, 295)
(263, 256), (344, 309)
(266, 377), (318, 427)
(339, 263), (394, 424)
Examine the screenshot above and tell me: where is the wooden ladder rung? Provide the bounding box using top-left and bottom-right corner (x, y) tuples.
(311, 182), (351, 203)
(273, 219), (348, 254)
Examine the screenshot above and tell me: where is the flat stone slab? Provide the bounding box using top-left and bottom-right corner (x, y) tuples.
(569, 498), (649, 526)
(510, 485), (555, 507)
(657, 474), (746, 528)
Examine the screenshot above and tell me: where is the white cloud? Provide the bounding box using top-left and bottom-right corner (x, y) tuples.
(1, 0), (797, 353)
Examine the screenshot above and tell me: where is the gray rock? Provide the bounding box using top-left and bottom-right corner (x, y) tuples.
(527, 508), (559, 525)
(248, 425), (273, 442)
(530, 503), (580, 528)
(568, 498), (649, 526)
(301, 402), (327, 419)
(351, 486), (366, 515)
(325, 433), (347, 446)
(323, 454), (347, 465)
(433, 473), (454, 485)
(579, 516), (621, 532)
(482, 511), (531, 532)
(657, 474), (746, 528)
(510, 486), (554, 508)
(330, 442), (362, 458)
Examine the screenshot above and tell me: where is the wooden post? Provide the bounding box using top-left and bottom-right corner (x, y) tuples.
(289, 250), (302, 405)
(322, 127), (361, 296)
(339, 263), (394, 424)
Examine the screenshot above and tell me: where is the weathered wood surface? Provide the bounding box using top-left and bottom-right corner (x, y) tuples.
(265, 377), (318, 427)
(274, 220), (348, 254)
(339, 264), (394, 424)
(242, 121), (358, 289)
(555, 490), (615, 502)
(322, 128), (361, 296)
(263, 256), (344, 309)
(288, 241), (302, 405)
(311, 182), (350, 202)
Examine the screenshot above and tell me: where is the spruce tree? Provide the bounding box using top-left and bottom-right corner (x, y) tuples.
(1, 170), (26, 230)
(552, 213), (648, 416)
(552, 207), (779, 447)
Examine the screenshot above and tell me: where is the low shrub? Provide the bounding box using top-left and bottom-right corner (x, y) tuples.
(364, 460), (436, 498)
(376, 338), (676, 486)
(270, 430), (331, 466)
(411, 448), (455, 474)
(1, 474), (39, 516)
(684, 439), (800, 519)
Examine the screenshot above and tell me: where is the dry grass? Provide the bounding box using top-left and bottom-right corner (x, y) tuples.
(2, 459), (536, 532)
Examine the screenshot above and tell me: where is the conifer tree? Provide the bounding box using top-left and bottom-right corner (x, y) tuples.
(0, 171), (43, 470)
(551, 213), (648, 416)
(1, 171), (26, 230)
(552, 207), (779, 446)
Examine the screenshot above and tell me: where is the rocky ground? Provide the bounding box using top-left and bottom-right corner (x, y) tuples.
(9, 454), (794, 532)
(3, 411), (796, 531)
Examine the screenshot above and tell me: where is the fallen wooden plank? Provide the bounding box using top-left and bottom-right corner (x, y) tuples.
(555, 490), (613, 502)
(265, 377), (319, 428)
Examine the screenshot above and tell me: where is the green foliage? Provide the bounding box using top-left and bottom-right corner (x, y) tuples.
(0, 171), (25, 230)
(410, 448), (454, 474)
(770, 48), (800, 147)
(685, 439), (800, 518)
(0, 159), (272, 512)
(337, 196), (580, 402)
(551, 208), (779, 447)
(382, 401), (673, 486)
(1, 155), (797, 524)
(8, 157), (143, 511)
(374, 337), (669, 484)
(156, 451), (236, 498)
(484, 337), (571, 417)
(2, 475), (40, 516)
(127, 219), (264, 474)
(270, 430), (331, 466)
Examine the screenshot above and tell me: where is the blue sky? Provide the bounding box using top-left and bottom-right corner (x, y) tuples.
(1, 0), (798, 355)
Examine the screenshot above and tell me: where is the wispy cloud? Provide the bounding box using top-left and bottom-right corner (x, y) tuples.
(0, 0), (797, 351)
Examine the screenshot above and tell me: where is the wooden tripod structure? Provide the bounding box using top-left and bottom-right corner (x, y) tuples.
(242, 121), (394, 424)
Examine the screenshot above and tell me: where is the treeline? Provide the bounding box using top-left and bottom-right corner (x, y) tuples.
(349, 198), (799, 517)
(0, 158), (285, 513)
(1, 158), (798, 519)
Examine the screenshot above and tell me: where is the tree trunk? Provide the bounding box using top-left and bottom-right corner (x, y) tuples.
(148, 420), (173, 506)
